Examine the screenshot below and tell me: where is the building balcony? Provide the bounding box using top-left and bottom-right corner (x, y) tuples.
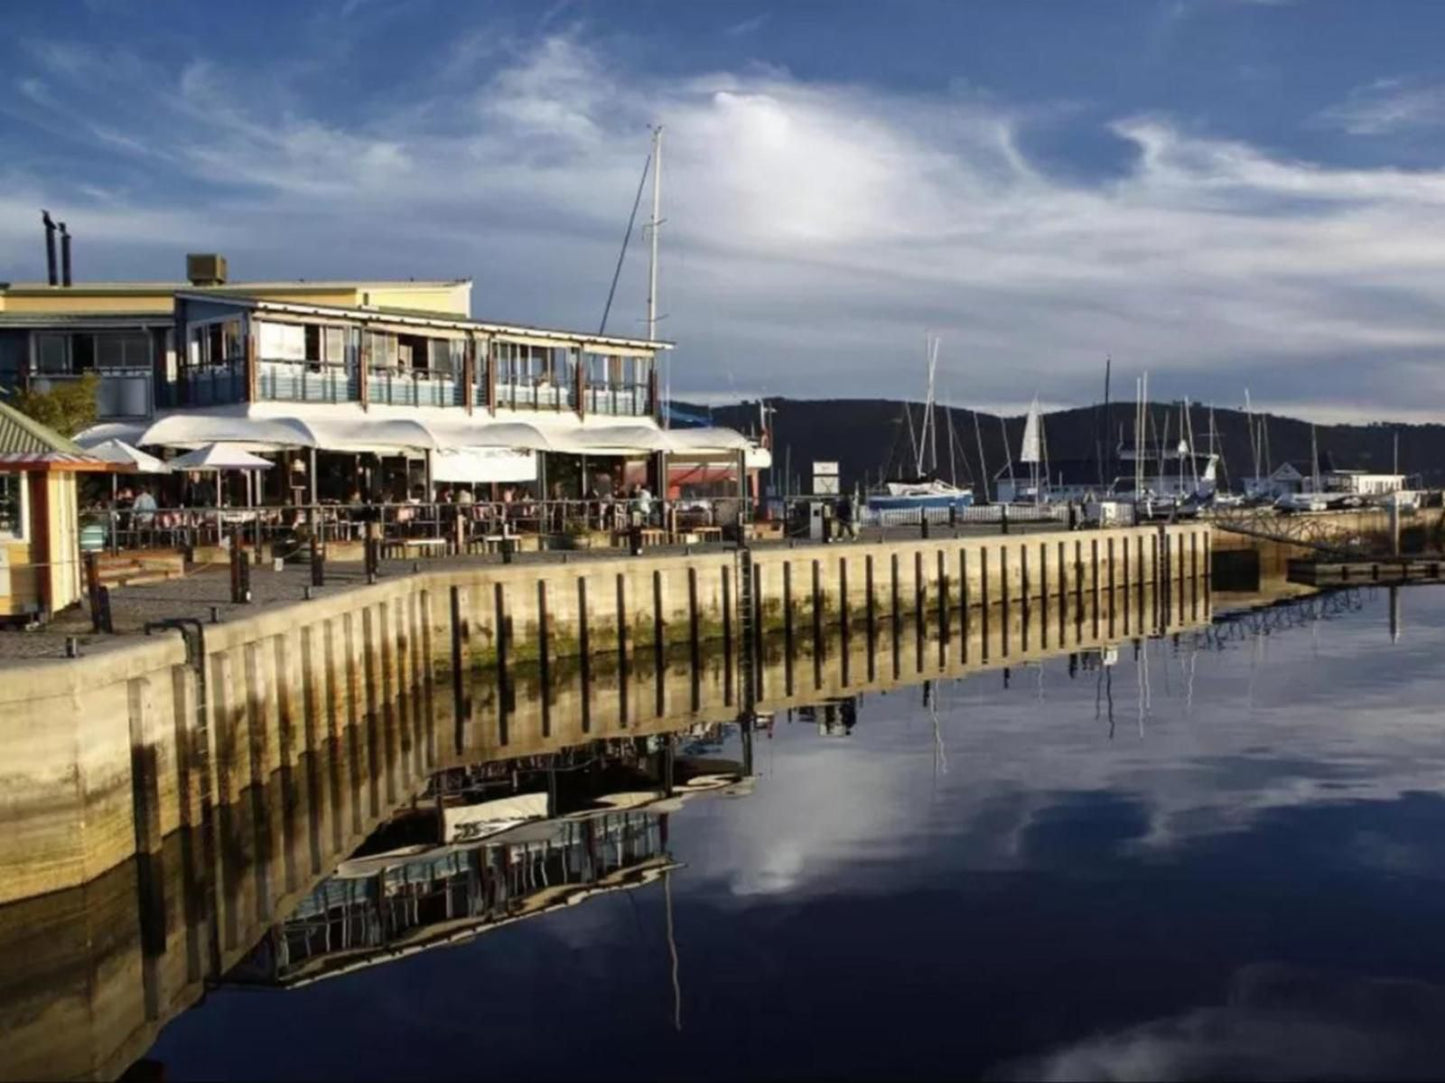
(258, 359), (359, 404)
(29, 368), (154, 420)
(585, 383), (652, 417)
(494, 380), (576, 412)
(366, 369), (464, 408)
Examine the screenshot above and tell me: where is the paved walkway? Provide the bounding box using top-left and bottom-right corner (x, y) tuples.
(0, 521), (1056, 662)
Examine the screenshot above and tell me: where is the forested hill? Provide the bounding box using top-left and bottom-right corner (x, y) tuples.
(682, 398), (1443, 494)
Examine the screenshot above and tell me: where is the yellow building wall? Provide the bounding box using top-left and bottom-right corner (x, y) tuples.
(0, 289), (177, 314)
(0, 281), (472, 318)
(0, 473), (82, 619)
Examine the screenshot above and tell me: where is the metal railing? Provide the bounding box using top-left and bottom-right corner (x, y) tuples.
(258, 359), (359, 404)
(84, 496), (756, 558)
(365, 369), (465, 408)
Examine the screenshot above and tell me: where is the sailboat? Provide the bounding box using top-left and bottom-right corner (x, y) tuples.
(1008, 396), (1047, 504)
(870, 335), (974, 512)
(1108, 388), (1219, 516)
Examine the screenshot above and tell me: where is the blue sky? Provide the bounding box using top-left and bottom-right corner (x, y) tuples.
(4, 0), (1445, 420)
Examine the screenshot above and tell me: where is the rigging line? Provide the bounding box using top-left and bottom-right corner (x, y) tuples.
(599, 147), (654, 335)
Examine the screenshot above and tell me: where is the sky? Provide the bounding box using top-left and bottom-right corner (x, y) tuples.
(3, 0), (1445, 422)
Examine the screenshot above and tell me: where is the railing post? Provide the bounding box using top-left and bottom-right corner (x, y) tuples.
(1000, 503), (1010, 535)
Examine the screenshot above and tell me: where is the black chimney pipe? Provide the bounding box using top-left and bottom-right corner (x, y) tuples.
(41, 211), (57, 286)
(59, 222), (71, 287)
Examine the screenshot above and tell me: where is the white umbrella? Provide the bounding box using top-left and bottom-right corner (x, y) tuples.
(169, 442), (274, 509)
(88, 437), (170, 504)
(87, 438), (171, 474)
(168, 443), (275, 471)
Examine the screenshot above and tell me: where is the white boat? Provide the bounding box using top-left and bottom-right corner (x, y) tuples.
(870, 335), (974, 511)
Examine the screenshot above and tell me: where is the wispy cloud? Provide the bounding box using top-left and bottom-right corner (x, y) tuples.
(723, 11), (772, 38)
(1318, 77), (1445, 136)
(6, 29), (1445, 418)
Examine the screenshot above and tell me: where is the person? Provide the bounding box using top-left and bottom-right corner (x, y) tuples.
(455, 486), (474, 507)
(190, 475), (217, 508)
(635, 482), (654, 525)
(131, 486), (157, 529)
(835, 493), (857, 539)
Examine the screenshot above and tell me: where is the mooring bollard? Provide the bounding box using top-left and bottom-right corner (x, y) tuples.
(310, 534), (325, 587)
(84, 551), (108, 633)
(229, 525), (252, 604)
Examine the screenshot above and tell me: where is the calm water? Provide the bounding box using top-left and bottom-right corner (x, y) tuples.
(131, 584), (1445, 1080)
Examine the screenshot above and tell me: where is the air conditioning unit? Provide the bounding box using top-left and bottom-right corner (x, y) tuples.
(186, 253), (228, 287)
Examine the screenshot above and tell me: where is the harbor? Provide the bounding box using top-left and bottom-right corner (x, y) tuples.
(10, 3), (1445, 1079)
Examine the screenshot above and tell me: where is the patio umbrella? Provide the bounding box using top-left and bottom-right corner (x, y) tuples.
(87, 438), (172, 502)
(169, 442), (273, 507)
(168, 443), (274, 471)
(87, 438), (171, 474)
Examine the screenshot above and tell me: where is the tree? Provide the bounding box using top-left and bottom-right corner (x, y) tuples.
(10, 372), (99, 437)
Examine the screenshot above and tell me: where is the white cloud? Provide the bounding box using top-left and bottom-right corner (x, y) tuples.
(6, 31), (1445, 418)
(1320, 77), (1445, 137)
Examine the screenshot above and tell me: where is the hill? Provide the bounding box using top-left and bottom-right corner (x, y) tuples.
(682, 398), (1442, 495)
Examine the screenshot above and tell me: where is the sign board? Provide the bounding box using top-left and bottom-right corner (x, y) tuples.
(812, 461), (840, 496)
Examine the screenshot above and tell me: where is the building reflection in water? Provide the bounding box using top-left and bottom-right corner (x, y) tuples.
(230, 728), (755, 990)
(0, 571), (1230, 1081)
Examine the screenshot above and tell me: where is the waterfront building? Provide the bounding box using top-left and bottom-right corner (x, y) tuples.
(0, 246), (764, 506)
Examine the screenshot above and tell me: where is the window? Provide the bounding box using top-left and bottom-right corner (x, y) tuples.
(95, 332), (151, 369)
(364, 331), (398, 371)
(35, 334), (68, 374)
(0, 474), (24, 539)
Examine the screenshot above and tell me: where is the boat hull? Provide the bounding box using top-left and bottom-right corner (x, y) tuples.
(869, 492), (975, 511)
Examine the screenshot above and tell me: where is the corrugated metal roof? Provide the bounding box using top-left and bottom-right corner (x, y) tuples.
(0, 399), (87, 456)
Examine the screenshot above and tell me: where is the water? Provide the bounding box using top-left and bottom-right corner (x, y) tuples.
(23, 583), (1445, 1081)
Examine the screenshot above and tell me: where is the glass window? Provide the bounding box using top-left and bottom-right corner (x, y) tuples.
(0, 474), (24, 539)
(0, 333), (25, 383)
(35, 334), (69, 374)
(364, 331), (398, 370)
(221, 320), (242, 360)
(95, 332), (152, 369)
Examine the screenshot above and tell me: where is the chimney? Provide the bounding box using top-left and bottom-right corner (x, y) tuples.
(41, 211), (57, 286)
(186, 253), (228, 287)
(59, 222), (71, 287)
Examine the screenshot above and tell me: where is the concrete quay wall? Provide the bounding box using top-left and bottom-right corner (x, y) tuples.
(0, 522), (1211, 909)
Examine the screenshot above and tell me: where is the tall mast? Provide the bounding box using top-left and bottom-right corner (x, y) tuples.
(1311, 423), (1320, 492)
(646, 125), (663, 342)
(973, 409), (991, 503)
(1099, 356), (1111, 489)
(646, 125), (665, 424)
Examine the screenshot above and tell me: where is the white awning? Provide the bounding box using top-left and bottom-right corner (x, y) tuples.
(85, 405), (758, 461)
(663, 426), (753, 453)
(137, 413), (314, 451)
(431, 448), (537, 484)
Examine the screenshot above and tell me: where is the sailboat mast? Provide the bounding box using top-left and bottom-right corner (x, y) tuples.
(973, 409), (990, 503)
(645, 125), (666, 426)
(1000, 415), (1015, 488)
